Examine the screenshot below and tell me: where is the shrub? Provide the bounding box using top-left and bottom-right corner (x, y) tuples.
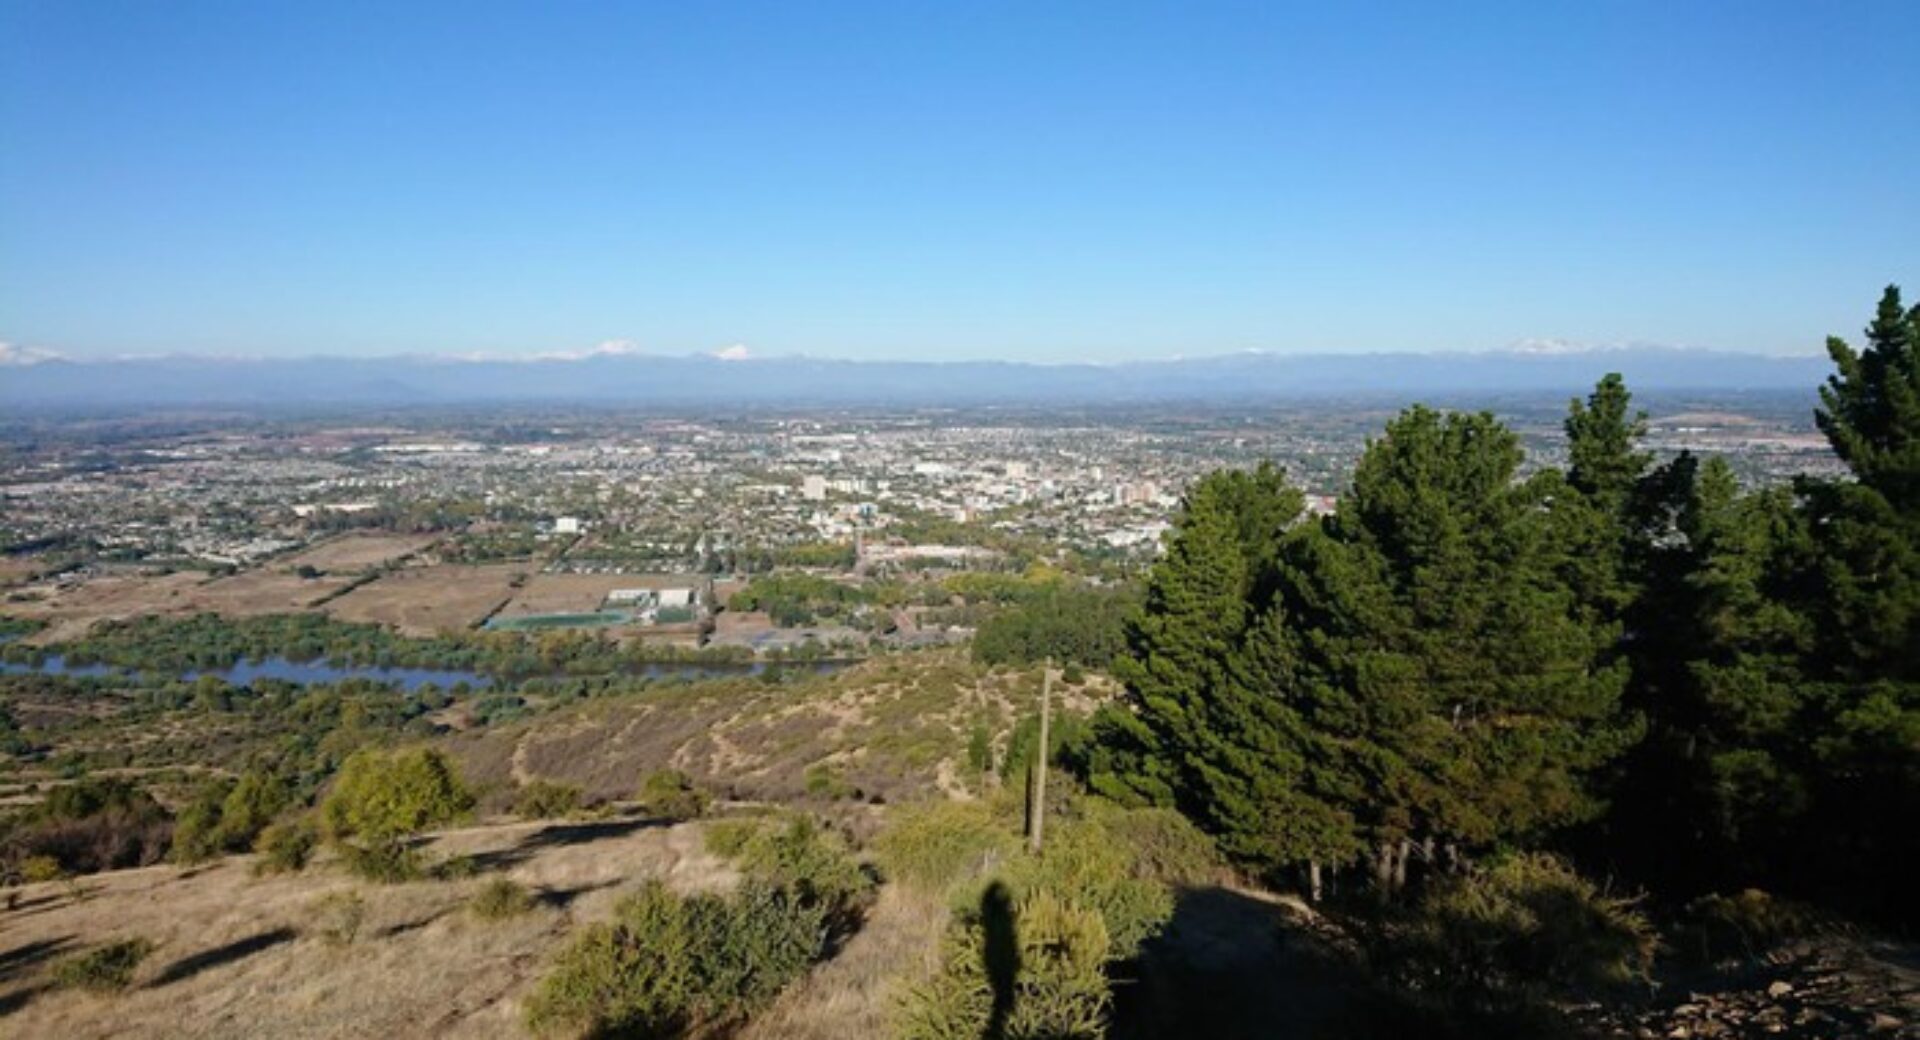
(709, 815), (871, 925)
(170, 779), (235, 864)
(20, 854), (65, 883)
(321, 747), (473, 881)
(471, 877), (535, 920)
(525, 879), (827, 1037)
(1383, 853), (1656, 1007)
(1672, 889), (1830, 963)
(873, 800), (1017, 893)
(898, 886), (1111, 1040)
(637, 769), (709, 822)
(51, 938), (154, 992)
(310, 890), (367, 946)
(803, 762), (856, 800)
(253, 816), (319, 875)
(514, 779), (584, 820)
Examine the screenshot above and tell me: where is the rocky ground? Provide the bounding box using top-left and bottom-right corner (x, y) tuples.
(1573, 939), (1920, 1039)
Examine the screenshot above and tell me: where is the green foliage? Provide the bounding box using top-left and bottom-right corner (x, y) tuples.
(1090, 412), (1643, 892)
(321, 746), (473, 881)
(971, 582), (1138, 669)
(637, 769), (710, 822)
(1565, 372), (1651, 513)
(1001, 708), (1090, 785)
(702, 814), (873, 923)
(20, 854), (64, 882)
(172, 768), (293, 864)
(170, 778), (235, 864)
(470, 877), (536, 920)
(1380, 853), (1654, 1009)
(873, 800), (1018, 893)
(965, 723), (992, 775)
(50, 938), (154, 992)
(525, 879), (829, 1038)
(252, 815), (319, 875)
(802, 761), (856, 800)
(731, 572), (869, 627)
(514, 779), (584, 820)
(898, 886), (1112, 1040)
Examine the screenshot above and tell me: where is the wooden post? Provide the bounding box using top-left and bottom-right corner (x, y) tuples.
(1028, 658), (1052, 854)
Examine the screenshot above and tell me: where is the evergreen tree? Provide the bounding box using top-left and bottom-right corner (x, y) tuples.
(1287, 408), (1636, 891)
(1087, 467), (1292, 808)
(1817, 285), (1920, 510)
(1566, 373), (1651, 511)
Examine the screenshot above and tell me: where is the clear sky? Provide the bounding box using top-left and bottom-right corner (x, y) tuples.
(2, 1), (1915, 363)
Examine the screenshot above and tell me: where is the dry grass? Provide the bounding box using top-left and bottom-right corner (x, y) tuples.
(451, 652), (1094, 809)
(323, 564), (527, 636)
(737, 883), (950, 1040)
(280, 534), (439, 574)
(494, 573), (695, 619)
(0, 816), (737, 1039)
(0, 568), (360, 643)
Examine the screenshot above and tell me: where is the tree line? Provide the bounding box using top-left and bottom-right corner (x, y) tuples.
(1081, 286), (1920, 926)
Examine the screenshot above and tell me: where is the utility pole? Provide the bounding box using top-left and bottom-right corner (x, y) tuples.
(1028, 658), (1052, 854)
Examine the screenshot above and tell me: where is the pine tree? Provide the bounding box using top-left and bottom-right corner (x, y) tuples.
(1284, 407), (1637, 892)
(1087, 469), (1275, 808)
(1566, 373), (1651, 511)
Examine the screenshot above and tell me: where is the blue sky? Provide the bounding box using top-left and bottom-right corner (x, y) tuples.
(2, 1), (1915, 362)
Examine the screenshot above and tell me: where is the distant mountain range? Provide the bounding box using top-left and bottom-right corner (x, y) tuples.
(0, 348), (1833, 409)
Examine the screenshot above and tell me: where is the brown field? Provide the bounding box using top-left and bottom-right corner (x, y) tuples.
(324, 564), (527, 636)
(0, 569), (351, 643)
(495, 572), (704, 619)
(451, 652), (1112, 809)
(1, 572), (218, 643)
(0, 817), (738, 1039)
(0, 557), (42, 588)
(280, 533), (440, 574)
(191, 569), (353, 615)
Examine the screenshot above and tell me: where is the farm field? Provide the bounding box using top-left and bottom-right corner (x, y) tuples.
(0, 570), (348, 644)
(278, 534), (439, 574)
(493, 572), (703, 620)
(323, 564), (527, 637)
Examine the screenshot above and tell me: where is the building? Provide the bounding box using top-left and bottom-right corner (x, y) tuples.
(801, 475), (828, 501)
(554, 516), (582, 535)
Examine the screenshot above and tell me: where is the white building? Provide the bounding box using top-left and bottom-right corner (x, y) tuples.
(802, 475), (828, 501)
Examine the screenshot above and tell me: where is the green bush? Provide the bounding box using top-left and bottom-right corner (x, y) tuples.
(51, 938), (154, 992)
(525, 879), (827, 1038)
(873, 800), (1017, 893)
(898, 887), (1111, 1040)
(709, 815), (871, 923)
(637, 769), (710, 822)
(514, 779), (584, 820)
(471, 877), (535, 920)
(1384, 853), (1656, 1006)
(321, 747), (473, 881)
(252, 816), (319, 875)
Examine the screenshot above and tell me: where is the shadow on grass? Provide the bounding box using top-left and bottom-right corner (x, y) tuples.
(536, 877), (621, 910)
(465, 816), (668, 872)
(0, 935), (75, 985)
(149, 927), (298, 987)
(1108, 885), (1365, 1040)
